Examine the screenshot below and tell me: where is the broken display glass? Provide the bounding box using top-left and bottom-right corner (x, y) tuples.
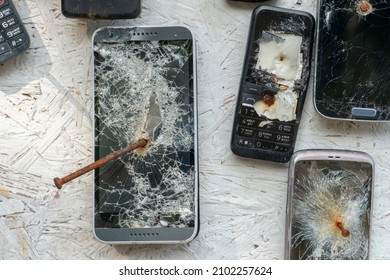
(288, 159), (372, 260)
(315, 0), (390, 120)
(92, 27), (197, 239)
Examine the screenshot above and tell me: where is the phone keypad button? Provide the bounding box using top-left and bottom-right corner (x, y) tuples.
(10, 34), (26, 48)
(238, 127), (255, 138)
(272, 144), (290, 153)
(239, 116), (259, 128)
(240, 105), (257, 118)
(274, 123), (295, 135)
(236, 136), (254, 148)
(274, 133), (293, 144)
(255, 130), (273, 141)
(1, 15), (17, 29)
(0, 6), (13, 19)
(0, 0), (9, 8)
(0, 41), (10, 54)
(254, 140), (272, 150)
(5, 25), (22, 38)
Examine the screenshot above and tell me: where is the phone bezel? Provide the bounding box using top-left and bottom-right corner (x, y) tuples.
(91, 26), (199, 244)
(230, 5), (315, 163)
(285, 149), (375, 259)
(313, 0), (390, 121)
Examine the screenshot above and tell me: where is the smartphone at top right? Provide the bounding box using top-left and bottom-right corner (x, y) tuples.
(315, 0), (390, 121)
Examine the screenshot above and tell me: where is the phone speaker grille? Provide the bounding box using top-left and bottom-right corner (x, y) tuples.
(129, 232), (159, 237)
(132, 32), (158, 36)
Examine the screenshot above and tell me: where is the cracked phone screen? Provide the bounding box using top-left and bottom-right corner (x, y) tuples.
(93, 31), (196, 229)
(290, 160), (372, 259)
(244, 16), (312, 124)
(315, 0), (390, 120)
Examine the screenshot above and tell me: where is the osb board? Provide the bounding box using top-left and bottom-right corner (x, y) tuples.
(0, 0), (388, 260)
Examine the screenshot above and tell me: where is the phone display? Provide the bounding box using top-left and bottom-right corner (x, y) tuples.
(230, 6), (315, 163)
(315, 0), (390, 120)
(285, 150), (374, 260)
(61, 0), (141, 19)
(0, 0), (30, 63)
(92, 26), (198, 243)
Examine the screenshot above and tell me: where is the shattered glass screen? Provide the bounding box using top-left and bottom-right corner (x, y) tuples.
(315, 0), (390, 120)
(290, 160), (372, 259)
(244, 14), (313, 123)
(93, 36), (196, 229)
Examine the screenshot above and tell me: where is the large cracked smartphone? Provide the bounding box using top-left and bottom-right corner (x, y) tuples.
(231, 6), (315, 163)
(315, 0), (390, 120)
(92, 26), (199, 244)
(285, 149), (374, 260)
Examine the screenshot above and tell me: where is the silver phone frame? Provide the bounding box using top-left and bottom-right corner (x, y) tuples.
(285, 149), (375, 259)
(91, 25), (199, 244)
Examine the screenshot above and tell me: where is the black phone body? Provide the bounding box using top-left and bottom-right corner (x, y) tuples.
(61, 0), (141, 19)
(230, 6), (315, 163)
(92, 26), (198, 244)
(285, 149), (374, 260)
(315, 0), (390, 121)
(0, 0), (30, 63)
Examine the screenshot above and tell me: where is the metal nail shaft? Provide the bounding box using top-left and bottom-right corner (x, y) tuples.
(53, 138), (148, 190)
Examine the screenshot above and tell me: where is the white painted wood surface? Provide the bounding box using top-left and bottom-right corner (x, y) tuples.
(1, 0), (389, 260)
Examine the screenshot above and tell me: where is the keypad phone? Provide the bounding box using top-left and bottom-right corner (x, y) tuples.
(231, 6), (315, 163)
(0, 0), (30, 63)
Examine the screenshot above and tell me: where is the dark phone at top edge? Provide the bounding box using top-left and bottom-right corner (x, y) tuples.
(230, 6), (315, 163)
(61, 0), (141, 19)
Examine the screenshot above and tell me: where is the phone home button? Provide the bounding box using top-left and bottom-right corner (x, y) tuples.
(351, 107), (377, 119)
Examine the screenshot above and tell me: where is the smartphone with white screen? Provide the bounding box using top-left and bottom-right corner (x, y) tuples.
(285, 149), (374, 259)
(92, 26), (198, 244)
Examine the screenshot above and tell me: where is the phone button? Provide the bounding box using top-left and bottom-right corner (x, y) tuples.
(240, 105), (257, 117)
(273, 144), (290, 153)
(254, 140), (272, 150)
(243, 83), (264, 95)
(274, 122), (295, 135)
(351, 108), (377, 119)
(255, 130), (273, 141)
(0, 6), (13, 19)
(239, 116), (259, 128)
(1, 15), (18, 29)
(274, 133), (293, 144)
(238, 126), (255, 138)
(0, 41), (10, 54)
(0, 1), (9, 8)
(10, 34), (26, 48)
(236, 136), (254, 148)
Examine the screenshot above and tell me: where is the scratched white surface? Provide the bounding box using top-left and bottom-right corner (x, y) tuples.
(1, 0), (389, 260)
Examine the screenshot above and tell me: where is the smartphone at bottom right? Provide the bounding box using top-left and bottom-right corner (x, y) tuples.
(285, 150), (374, 260)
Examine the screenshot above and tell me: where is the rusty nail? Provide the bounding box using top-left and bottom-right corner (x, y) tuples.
(53, 138), (148, 190)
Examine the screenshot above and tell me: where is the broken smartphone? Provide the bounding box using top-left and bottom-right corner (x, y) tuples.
(230, 6), (315, 163)
(285, 149), (374, 260)
(92, 26), (198, 244)
(315, 0), (390, 120)
(61, 0), (141, 19)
